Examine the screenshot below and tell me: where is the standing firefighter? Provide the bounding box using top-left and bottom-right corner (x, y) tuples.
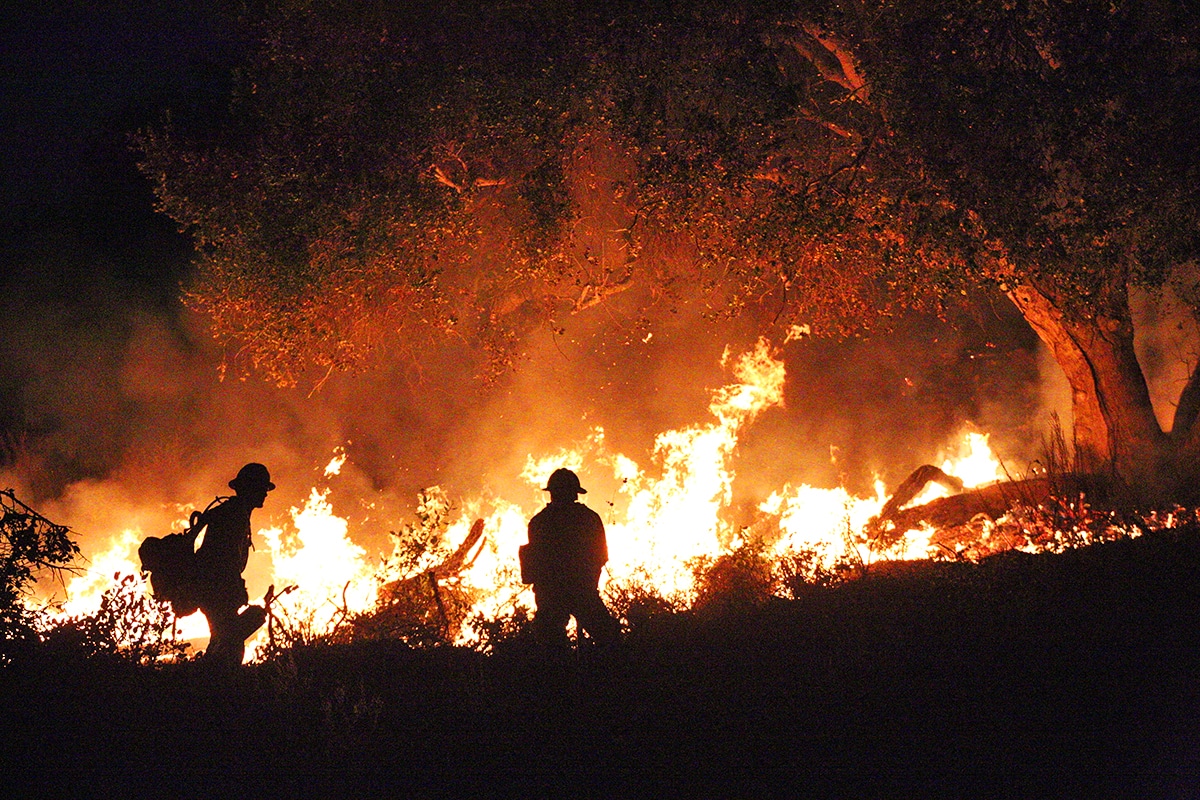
(521, 468), (619, 647)
(194, 463), (274, 668)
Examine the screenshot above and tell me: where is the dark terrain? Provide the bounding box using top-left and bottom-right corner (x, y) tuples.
(4, 529), (1200, 798)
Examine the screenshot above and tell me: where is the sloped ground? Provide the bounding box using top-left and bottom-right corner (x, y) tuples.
(4, 528), (1200, 798)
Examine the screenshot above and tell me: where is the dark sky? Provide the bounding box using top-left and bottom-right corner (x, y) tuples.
(0, 3), (239, 481)
(1, 2), (235, 287)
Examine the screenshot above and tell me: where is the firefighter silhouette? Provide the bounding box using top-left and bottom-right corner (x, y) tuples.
(194, 463), (273, 668)
(522, 468), (620, 647)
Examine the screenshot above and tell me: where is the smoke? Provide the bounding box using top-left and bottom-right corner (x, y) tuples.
(1, 239), (1065, 576)
(1131, 284), (1200, 433)
(0, 7), (1062, 573)
(0, 3), (1105, 622)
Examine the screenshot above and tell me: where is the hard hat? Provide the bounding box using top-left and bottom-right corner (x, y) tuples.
(229, 462), (276, 493)
(544, 468), (586, 495)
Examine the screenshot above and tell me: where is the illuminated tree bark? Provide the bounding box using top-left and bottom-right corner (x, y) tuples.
(1010, 282), (1176, 490)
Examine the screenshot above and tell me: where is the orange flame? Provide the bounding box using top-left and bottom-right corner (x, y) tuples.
(41, 338), (1008, 658)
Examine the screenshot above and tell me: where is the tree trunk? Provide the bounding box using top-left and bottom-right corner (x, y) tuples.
(1008, 282), (1174, 495)
(1171, 364), (1200, 498)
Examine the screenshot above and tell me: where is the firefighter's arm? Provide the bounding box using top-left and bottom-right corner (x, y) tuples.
(592, 514), (609, 567)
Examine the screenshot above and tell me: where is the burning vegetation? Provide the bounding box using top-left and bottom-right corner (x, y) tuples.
(4, 1), (1200, 795)
(7, 339), (1187, 667)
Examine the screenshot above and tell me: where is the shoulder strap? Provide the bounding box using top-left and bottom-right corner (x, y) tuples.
(186, 495), (230, 541)
(204, 494), (231, 513)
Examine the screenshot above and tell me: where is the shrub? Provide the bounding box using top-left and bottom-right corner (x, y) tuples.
(40, 573), (191, 664)
(774, 546), (852, 598)
(466, 605), (535, 653)
(1, 489), (80, 664)
(690, 540), (776, 613)
(604, 569), (684, 634)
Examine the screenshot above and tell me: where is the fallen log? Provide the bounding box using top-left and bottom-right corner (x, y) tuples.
(878, 478), (1051, 536)
(867, 466), (1108, 550)
(353, 519), (487, 642)
(874, 465), (964, 525)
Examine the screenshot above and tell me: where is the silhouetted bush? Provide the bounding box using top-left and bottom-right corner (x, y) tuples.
(604, 570), (683, 634)
(466, 604), (534, 653)
(40, 573), (191, 664)
(690, 540), (776, 612)
(775, 546), (853, 598)
(1, 489), (79, 665)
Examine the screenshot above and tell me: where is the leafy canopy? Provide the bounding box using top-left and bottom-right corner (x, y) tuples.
(140, 0), (1200, 384)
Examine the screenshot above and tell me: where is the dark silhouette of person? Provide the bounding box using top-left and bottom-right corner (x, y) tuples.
(194, 463), (274, 669)
(525, 468), (620, 648)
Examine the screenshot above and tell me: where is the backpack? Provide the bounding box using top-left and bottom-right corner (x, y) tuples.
(138, 498), (223, 616)
(518, 543), (541, 585)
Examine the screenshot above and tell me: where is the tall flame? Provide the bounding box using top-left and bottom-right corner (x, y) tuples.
(41, 338), (1008, 658)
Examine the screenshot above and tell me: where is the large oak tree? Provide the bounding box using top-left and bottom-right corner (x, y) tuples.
(140, 0), (1200, 495)
(840, 0), (1200, 493)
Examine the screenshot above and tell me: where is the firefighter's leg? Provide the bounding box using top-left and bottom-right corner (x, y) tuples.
(574, 588), (620, 646)
(532, 585), (572, 648)
(203, 604), (244, 668)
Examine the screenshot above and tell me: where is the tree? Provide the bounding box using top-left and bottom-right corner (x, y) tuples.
(1, 488), (80, 661)
(140, 0), (1200, 494)
(821, 0), (1200, 492)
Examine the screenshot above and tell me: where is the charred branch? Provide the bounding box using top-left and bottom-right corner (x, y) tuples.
(428, 163), (509, 194)
(429, 518), (485, 580)
(874, 465), (964, 526)
(573, 273), (634, 313)
(1, 488), (80, 587)
(868, 464), (1112, 551)
(356, 519), (486, 642)
(874, 478), (1054, 545)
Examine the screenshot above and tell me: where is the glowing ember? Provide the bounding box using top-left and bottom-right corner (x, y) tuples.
(324, 447), (348, 477)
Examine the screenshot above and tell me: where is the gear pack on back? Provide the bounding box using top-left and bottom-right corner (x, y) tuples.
(138, 498), (224, 617)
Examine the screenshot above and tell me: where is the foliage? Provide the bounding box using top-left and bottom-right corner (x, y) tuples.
(257, 587), (349, 653)
(774, 546), (853, 598)
(596, 2), (960, 329)
(604, 570), (685, 634)
(349, 488), (476, 646)
(0, 488), (80, 663)
(465, 604), (534, 654)
(41, 573), (191, 664)
(138, 0), (971, 384)
(852, 0), (1200, 307)
(169, 0), (1198, 365)
(689, 540), (778, 612)
(138, 1), (600, 385)
(384, 487), (456, 577)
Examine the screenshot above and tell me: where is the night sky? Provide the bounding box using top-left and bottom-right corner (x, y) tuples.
(0, 3), (240, 488)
